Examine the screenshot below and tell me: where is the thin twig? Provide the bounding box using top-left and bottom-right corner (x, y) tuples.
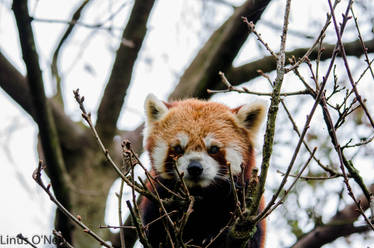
(242, 17), (278, 59)
(259, 67), (343, 178)
(31, 1), (129, 31)
(172, 160), (191, 198)
(279, 96), (344, 177)
(204, 217), (233, 248)
(251, 0), (292, 218)
(291, 67), (316, 96)
(123, 140), (184, 200)
(370, 194), (374, 223)
(144, 210), (178, 230)
(126, 201), (151, 248)
(285, 18), (330, 73)
(210, 71), (310, 97)
(122, 140), (194, 247)
(350, 7), (374, 80)
(12, 1), (73, 236)
(31, 17), (119, 29)
(241, 163), (247, 211)
(32, 161), (114, 248)
(51, 0), (91, 106)
(343, 135), (374, 149)
(320, 93), (374, 231)
(207, 87), (310, 96)
(73, 89), (158, 202)
(256, 0), (352, 221)
(99, 225), (136, 230)
(284, 0), (341, 73)
(327, 0), (373, 202)
(276, 170), (339, 181)
(121, 141), (153, 246)
(328, 0), (374, 129)
(259, 147), (317, 221)
(16, 234), (38, 248)
(53, 230), (75, 248)
(228, 162), (243, 216)
(178, 196), (195, 248)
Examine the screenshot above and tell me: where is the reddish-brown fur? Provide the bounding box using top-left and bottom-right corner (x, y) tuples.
(142, 97), (266, 248)
(146, 99), (257, 157)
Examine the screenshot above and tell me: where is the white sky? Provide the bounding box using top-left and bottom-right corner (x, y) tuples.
(0, 0), (373, 247)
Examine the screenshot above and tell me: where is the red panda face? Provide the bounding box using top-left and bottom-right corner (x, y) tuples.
(143, 94), (266, 189)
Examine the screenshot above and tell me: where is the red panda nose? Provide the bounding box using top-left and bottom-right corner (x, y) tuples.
(187, 160), (203, 177)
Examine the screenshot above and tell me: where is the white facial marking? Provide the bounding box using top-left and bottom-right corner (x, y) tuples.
(176, 132), (189, 148)
(225, 145), (243, 175)
(203, 133), (215, 147)
(177, 151), (219, 188)
(151, 139), (169, 175)
(203, 133), (222, 148)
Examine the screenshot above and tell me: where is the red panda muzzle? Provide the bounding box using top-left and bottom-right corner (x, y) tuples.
(187, 160), (203, 178)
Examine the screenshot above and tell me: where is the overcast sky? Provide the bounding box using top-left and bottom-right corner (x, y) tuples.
(0, 0), (373, 247)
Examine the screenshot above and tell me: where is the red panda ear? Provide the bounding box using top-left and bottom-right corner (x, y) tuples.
(234, 102), (267, 134)
(144, 93), (169, 124)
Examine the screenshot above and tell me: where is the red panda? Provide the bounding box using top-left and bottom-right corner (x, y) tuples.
(141, 94), (266, 248)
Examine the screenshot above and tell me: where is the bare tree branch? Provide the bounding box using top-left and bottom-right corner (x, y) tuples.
(251, 0), (292, 219)
(292, 184), (374, 248)
(329, 0), (374, 129)
(32, 162), (114, 248)
(224, 38), (374, 87)
(96, 0), (155, 146)
(116, 39), (374, 158)
(257, 0), (351, 224)
(12, 0), (73, 241)
(169, 0), (273, 100)
(51, 0), (92, 106)
(0, 51), (35, 116)
(0, 51), (86, 152)
(3, 1), (374, 247)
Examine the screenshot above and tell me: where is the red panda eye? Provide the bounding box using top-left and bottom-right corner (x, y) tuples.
(208, 145), (219, 154)
(173, 145), (184, 154)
